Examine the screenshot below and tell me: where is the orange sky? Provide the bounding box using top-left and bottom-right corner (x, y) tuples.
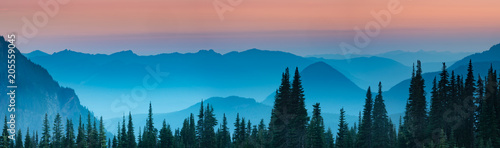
(1, 0), (500, 55)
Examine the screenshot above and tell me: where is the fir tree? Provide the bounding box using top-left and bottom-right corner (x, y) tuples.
(53, 113), (63, 148)
(143, 103), (157, 148)
(201, 104), (217, 148)
(99, 117), (107, 148)
(336, 108), (349, 148)
(15, 129), (22, 148)
(233, 114), (241, 145)
(307, 103), (324, 148)
(158, 120), (173, 148)
(24, 128), (31, 148)
(65, 119), (75, 148)
(1, 116), (8, 148)
(404, 61), (427, 147)
(219, 114), (230, 148)
(127, 113), (136, 148)
(196, 101), (204, 147)
(41, 114), (51, 148)
(291, 67), (308, 147)
(112, 136), (117, 148)
(357, 87), (373, 148)
(269, 68), (292, 148)
(119, 116), (128, 148)
(372, 82), (390, 148)
(324, 128), (334, 148)
(76, 116), (86, 148)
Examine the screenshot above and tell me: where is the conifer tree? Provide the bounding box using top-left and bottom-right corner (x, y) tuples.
(24, 128), (31, 148)
(307, 103), (324, 148)
(269, 68), (291, 148)
(257, 119), (269, 147)
(291, 67), (308, 147)
(201, 104), (217, 148)
(1, 116), (9, 148)
(76, 116), (86, 148)
(372, 82), (390, 148)
(233, 113), (241, 145)
(41, 114), (51, 148)
(428, 76), (443, 143)
(404, 61), (427, 147)
(143, 103), (157, 148)
(324, 128), (334, 148)
(219, 114), (230, 148)
(53, 113), (63, 148)
(357, 87), (373, 148)
(112, 136), (117, 148)
(65, 119), (75, 148)
(127, 113), (136, 148)
(336, 108), (349, 148)
(119, 116), (128, 148)
(99, 117), (107, 148)
(477, 65), (500, 147)
(159, 120), (173, 148)
(458, 60), (476, 148)
(196, 101), (204, 147)
(15, 129), (22, 148)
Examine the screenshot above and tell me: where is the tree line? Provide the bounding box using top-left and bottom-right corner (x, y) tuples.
(1, 60), (499, 148)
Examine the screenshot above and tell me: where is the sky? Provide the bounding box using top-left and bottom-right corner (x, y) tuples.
(2, 0), (500, 56)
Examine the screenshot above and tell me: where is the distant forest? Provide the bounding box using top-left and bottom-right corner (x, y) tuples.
(1, 60), (500, 148)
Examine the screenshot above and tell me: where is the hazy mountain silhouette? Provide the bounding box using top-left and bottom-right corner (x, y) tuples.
(310, 56), (411, 90)
(0, 36), (99, 135)
(309, 50), (471, 72)
(262, 61), (366, 115)
(26, 49), (408, 117)
(24, 50), (49, 58)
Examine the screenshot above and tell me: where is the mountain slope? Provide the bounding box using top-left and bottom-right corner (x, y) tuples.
(0, 36), (97, 135)
(262, 62), (366, 115)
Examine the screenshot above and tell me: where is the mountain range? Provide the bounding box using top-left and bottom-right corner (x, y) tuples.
(24, 49), (411, 117)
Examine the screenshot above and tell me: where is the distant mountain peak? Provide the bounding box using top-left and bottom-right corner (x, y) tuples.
(24, 50), (50, 58)
(110, 50), (137, 56)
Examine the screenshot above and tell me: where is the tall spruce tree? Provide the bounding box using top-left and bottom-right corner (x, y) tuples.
(65, 119), (75, 148)
(119, 115), (128, 148)
(53, 113), (63, 148)
(15, 129), (22, 148)
(428, 76), (444, 144)
(201, 104), (217, 148)
(458, 60), (476, 148)
(357, 87), (373, 148)
(24, 128), (31, 148)
(404, 60), (427, 147)
(159, 120), (173, 148)
(270, 68), (291, 148)
(336, 108), (349, 148)
(324, 128), (334, 148)
(233, 113), (241, 146)
(76, 115), (86, 148)
(372, 82), (390, 148)
(127, 113), (136, 148)
(1, 116), (9, 148)
(143, 103), (157, 148)
(196, 101), (204, 147)
(307, 103), (324, 148)
(40, 114), (51, 148)
(219, 114), (230, 148)
(99, 117), (107, 148)
(291, 67), (308, 147)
